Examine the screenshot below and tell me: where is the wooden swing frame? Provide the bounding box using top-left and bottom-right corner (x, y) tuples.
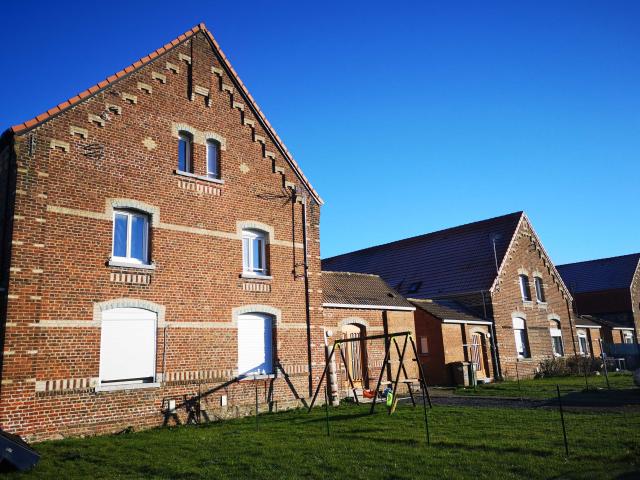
(307, 331), (432, 414)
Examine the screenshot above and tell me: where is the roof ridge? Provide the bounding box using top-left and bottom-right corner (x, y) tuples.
(322, 271), (381, 277)
(324, 211), (523, 261)
(557, 252), (640, 268)
(9, 24), (201, 134)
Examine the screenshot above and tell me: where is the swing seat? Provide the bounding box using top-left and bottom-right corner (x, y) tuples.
(362, 389), (376, 399)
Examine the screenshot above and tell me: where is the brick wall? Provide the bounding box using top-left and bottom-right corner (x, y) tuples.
(413, 309), (446, 385)
(491, 218), (577, 379)
(0, 30), (325, 441)
(631, 264), (640, 342)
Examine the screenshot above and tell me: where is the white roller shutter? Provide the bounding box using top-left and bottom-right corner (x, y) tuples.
(100, 308), (157, 384)
(237, 313), (273, 376)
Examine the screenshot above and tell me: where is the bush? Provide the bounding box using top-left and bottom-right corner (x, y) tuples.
(536, 355), (603, 378)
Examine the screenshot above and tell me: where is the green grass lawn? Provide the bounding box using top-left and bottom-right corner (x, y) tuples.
(7, 400), (640, 479)
(454, 372), (637, 399)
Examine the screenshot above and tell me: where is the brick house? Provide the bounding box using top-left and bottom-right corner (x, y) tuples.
(573, 315), (603, 358)
(410, 299), (495, 386)
(321, 272), (418, 401)
(0, 24), (327, 441)
(557, 254), (640, 345)
(323, 212), (578, 380)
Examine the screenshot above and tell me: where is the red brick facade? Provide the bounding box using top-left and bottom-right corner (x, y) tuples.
(0, 26), (327, 441)
(413, 307), (493, 386)
(490, 217), (577, 378)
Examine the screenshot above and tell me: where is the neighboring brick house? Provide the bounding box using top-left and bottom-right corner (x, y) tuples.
(321, 272), (417, 401)
(574, 315), (603, 358)
(0, 24), (327, 441)
(410, 299), (495, 386)
(323, 212), (578, 380)
(557, 254), (640, 345)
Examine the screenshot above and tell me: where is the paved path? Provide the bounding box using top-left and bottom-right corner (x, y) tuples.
(399, 388), (640, 412)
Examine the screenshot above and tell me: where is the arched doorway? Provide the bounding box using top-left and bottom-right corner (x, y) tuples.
(341, 323), (368, 389)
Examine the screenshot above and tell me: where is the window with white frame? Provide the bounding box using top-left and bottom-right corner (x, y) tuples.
(178, 131), (193, 173)
(206, 139), (220, 179)
(99, 307), (157, 386)
(577, 330), (589, 355)
(534, 276), (546, 303)
(549, 320), (563, 356)
(513, 317), (530, 358)
(112, 210), (150, 265)
(420, 336), (429, 354)
(623, 331), (634, 344)
(237, 313), (273, 376)
(519, 274), (532, 302)
(242, 229), (267, 276)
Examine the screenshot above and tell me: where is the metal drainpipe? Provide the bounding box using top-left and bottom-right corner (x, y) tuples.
(301, 194), (313, 397)
(565, 297), (578, 355)
(481, 290), (502, 380)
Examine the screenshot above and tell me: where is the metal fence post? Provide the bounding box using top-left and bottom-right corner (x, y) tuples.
(255, 380), (259, 431)
(556, 384), (569, 456)
(599, 339), (611, 390)
(515, 360), (522, 401)
(324, 386), (330, 436)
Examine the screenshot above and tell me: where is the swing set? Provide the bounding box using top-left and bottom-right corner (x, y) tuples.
(308, 331), (432, 414)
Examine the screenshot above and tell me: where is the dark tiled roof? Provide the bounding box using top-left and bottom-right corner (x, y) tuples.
(322, 212), (523, 298)
(557, 254), (640, 295)
(410, 299), (487, 323)
(322, 271), (414, 309)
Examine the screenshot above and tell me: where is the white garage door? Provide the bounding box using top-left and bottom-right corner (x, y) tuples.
(100, 307), (157, 385)
(237, 313), (273, 377)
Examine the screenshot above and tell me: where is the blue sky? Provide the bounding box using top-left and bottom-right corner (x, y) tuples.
(1, 1), (638, 264)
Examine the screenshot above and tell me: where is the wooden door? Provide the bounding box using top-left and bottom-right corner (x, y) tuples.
(342, 324), (367, 388)
(470, 333), (488, 378)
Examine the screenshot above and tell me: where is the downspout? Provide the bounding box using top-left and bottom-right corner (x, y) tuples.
(565, 297), (577, 355)
(301, 194), (313, 397)
(482, 290), (502, 380)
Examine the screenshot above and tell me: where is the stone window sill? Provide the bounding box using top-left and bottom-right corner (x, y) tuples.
(108, 259), (156, 270)
(95, 382), (161, 393)
(239, 374), (276, 382)
(241, 273), (273, 281)
(174, 169), (224, 185)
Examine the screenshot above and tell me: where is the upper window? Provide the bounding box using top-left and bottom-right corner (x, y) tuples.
(549, 320), (563, 357)
(112, 210), (150, 265)
(519, 274), (532, 302)
(623, 331), (634, 344)
(100, 308), (156, 386)
(178, 131), (193, 173)
(206, 139), (220, 179)
(237, 313), (273, 377)
(534, 277), (546, 303)
(420, 336), (429, 354)
(578, 330), (589, 355)
(513, 317), (530, 358)
(242, 229), (267, 276)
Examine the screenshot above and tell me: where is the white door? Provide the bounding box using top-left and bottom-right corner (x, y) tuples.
(100, 307), (157, 385)
(237, 313), (273, 376)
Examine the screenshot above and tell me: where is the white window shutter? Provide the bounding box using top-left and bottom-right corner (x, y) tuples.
(100, 308), (157, 384)
(237, 313), (273, 376)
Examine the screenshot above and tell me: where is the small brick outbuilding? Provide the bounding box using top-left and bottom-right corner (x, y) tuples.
(321, 271), (418, 400)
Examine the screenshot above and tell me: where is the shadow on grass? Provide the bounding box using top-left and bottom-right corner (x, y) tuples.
(546, 388), (640, 408)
